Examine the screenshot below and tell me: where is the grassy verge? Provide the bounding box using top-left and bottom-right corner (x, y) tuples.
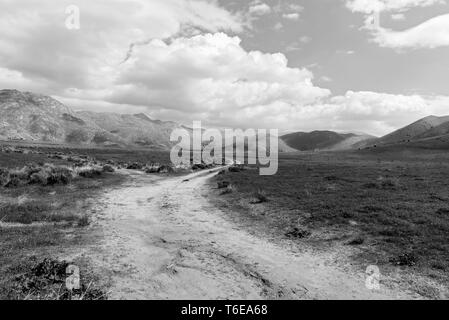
(209, 151), (449, 298)
(0, 145), (128, 299)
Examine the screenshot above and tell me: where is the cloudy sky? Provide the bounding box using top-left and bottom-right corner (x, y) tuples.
(1, 0), (449, 136)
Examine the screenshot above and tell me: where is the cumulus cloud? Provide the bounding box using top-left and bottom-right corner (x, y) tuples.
(323, 91), (449, 135)
(106, 33), (330, 117)
(346, 0), (443, 13)
(248, 1), (271, 16)
(90, 31), (449, 135)
(0, 0), (244, 92)
(345, 0), (449, 49)
(373, 13), (449, 48)
(391, 13), (406, 20)
(282, 13), (300, 20)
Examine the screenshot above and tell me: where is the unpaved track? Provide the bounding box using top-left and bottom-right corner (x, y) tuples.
(89, 168), (412, 300)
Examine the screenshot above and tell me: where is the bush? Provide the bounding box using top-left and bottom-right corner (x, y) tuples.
(47, 166), (74, 185)
(220, 184), (235, 195)
(76, 165), (103, 178)
(102, 164), (115, 173)
(4, 168), (29, 187)
(144, 165), (160, 173)
(217, 181), (230, 189)
(252, 189), (268, 203)
(380, 177), (401, 189)
(126, 162), (143, 170)
(285, 227), (311, 239)
(0, 168), (10, 186)
(390, 253), (417, 267)
(28, 165), (74, 186)
(228, 165), (245, 173)
(77, 215), (90, 227)
(0, 201), (53, 224)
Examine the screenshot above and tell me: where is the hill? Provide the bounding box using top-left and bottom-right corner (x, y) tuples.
(280, 131), (374, 151)
(0, 89), (183, 149)
(374, 115), (449, 146)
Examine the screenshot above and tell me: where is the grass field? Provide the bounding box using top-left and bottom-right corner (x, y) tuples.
(0, 140), (170, 168)
(211, 150), (449, 298)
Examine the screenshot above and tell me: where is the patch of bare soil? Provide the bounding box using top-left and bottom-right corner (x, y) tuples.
(83, 168), (416, 299)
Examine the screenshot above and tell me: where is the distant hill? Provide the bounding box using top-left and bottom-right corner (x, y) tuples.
(363, 115), (449, 150)
(0, 89), (185, 149)
(374, 115), (449, 146)
(280, 131), (374, 151)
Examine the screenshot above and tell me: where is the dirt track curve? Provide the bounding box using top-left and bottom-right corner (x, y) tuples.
(87, 168), (413, 300)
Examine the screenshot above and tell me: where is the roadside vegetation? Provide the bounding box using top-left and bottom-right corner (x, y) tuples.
(211, 151), (449, 298)
(0, 143), (137, 299)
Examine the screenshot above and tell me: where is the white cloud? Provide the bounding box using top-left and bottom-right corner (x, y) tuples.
(373, 13), (449, 48)
(288, 4), (304, 12)
(107, 33), (330, 116)
(320, 76), (333, 82)
(0, 0), (244, 92)
(68, 30), (449, 136)
(323, 91), (449, 135)
(346, 0), (443, 13)
(391, 13), (406, 20)
(282, 13), (300, 20)
(248, 1), (271, 16)
(345, 0), (449, 49)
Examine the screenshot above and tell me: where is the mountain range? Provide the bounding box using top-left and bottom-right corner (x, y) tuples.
(2, 89), (449, 152)
(0, 89), (182, 149)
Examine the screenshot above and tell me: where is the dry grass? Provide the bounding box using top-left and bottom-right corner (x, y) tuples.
(211, 150), (449, 297)
(0, 146), (127, 299)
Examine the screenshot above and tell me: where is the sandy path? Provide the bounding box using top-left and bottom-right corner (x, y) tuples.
(88, 168), (412, 300)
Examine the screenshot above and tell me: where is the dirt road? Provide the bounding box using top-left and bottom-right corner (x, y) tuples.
(88, 168), (413, 300)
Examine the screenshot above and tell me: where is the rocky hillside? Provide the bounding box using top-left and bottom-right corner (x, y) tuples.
(0, 89), (184, 149)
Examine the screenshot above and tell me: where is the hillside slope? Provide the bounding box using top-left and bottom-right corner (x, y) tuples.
(280, 131), (373, 151)
(376, 115), (449, 146)
(0, 89), (183, 149)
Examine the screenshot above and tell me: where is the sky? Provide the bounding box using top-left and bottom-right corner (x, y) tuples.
(0, 0), (449, 136)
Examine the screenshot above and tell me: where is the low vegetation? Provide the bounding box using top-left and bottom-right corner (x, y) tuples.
(0, 143), (131, 299)
(211, 151), (449, 298)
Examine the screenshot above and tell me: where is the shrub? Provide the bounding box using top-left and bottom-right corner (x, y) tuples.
(3, 168), (29, 188)
(285, 227), (311, 239)
(29, 170), (49, 185)
(390, 253), (417, 267)
(102, 164), (115, 173)
(126, 162), (143, 170)
(253, 189), (268, 203)
(76, 165), (103, 178)
(0, 201), (53, 224)
(0, 168), (10, 186)
(47, 165), (74, 185)
(144, 165), (159, 173)
(217, 181), (230, 189)
(220, 184), (235, 195)
(28, 165), (74, 186)
(228, 165), (245, 173)
(77, 215), (90, 227)
(347, 236), (365, 246)
(380, 177), (401, 189)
